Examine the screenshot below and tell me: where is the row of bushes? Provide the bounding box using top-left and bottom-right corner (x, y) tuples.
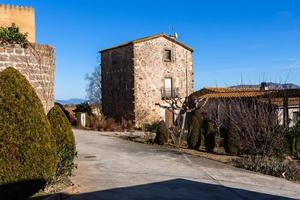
(187, 116), (219, 153)
(0, 68), (76, 199)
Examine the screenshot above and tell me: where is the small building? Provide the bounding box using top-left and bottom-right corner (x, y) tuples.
(191, 84), (300, 127)
(100, 33), (194, 127)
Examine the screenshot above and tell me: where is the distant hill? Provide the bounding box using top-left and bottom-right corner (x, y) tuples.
(230, 82), (300, 90)
(56, 98), (86, 105)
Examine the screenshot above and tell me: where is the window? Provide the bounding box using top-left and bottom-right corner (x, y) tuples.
(163, 49), (172, 62)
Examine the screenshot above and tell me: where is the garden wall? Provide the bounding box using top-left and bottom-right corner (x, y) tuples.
(0, 44), (55, 112)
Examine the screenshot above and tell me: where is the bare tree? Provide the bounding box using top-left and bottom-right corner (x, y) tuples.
(156, 96), (208, 147)
(208, 97), (287, 158)
(85, 66), (101, 107)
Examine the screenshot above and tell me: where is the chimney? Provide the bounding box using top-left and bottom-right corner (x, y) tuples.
(260, 82), (268, 91)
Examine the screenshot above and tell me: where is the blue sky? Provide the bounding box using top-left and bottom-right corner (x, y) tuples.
(1, 0), (300, 100)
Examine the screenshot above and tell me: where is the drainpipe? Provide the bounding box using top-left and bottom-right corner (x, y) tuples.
(185, 51), (188, 97)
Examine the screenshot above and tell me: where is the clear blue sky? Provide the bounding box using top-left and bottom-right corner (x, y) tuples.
(1, 0), (300, 100)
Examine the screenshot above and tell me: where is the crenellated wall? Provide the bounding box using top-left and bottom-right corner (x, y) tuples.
(0, 44), (55, 113)
(0, 4), (36, 43)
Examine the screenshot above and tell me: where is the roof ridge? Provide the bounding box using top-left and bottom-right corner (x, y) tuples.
(100, 33), (193, 53)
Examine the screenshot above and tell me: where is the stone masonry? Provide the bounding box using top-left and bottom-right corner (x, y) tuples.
(101, 34), (193, 127)
(0, 44), (55, 113)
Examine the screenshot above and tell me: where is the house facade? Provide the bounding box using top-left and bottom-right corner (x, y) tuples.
(101, 33), (194, 127)
(191, 84), (300, 127)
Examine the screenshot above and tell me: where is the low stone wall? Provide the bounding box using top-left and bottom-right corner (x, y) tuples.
(0, 44), (55, 113)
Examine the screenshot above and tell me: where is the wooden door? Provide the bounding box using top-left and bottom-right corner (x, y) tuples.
(165, 109), (174, 128)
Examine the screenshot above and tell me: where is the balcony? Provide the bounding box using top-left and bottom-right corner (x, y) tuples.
(161, 87), (179, 99)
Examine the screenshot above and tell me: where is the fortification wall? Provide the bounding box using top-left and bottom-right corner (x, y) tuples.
(0, 44), (55, 113)
(0, 5), (36, 43)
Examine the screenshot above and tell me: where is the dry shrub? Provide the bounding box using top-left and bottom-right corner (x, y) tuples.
(234, 156), (300, 181)
(121, 118), (134, 131)
(88, 115), (121, 131)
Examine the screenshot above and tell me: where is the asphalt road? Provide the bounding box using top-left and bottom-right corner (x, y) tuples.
(69, 129), (300, 200)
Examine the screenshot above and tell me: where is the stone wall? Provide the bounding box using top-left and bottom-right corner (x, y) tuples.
(0, 5), (35, 43)
(101, 45), (135, 121)
(0, 44), (55, 113)
(133, 37), (194, 127)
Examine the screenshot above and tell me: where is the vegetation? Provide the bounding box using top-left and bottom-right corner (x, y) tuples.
(144, 121), (160, 133)
(234, 156), (300, 182)
(187, 116), (201, 150)
(226, 120), (241, 155)
(85, 66), (101, 107)
(73, 102), (93, 115)
(47, 105), (76, 183)
(154, 121), (169, 145)
(204, 119), (216, 152)
(0, 23), (29, 47)
(287, 121), (300, 158)
(55, 102), (77, 126)
(87, 115), (121, 131)
(0, 67), (57, 199)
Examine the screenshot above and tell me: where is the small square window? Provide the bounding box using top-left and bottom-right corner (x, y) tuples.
(164, 49), (172, 62)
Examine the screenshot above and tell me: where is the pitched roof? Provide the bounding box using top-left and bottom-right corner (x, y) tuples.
(191, 87), (300, 107)
(192, 87), (300, 99)
(100, 33), (194, 53)
(192, 87), (268, 99)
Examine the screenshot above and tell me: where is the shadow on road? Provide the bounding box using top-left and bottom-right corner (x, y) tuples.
(64, 178), (296, 200)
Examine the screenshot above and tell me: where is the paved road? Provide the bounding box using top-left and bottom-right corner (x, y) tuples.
(69, 129), (300, 200)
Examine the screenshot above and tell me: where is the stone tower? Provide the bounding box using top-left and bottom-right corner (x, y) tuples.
(101, 33), (194, 127)
(0, 5), (36, 43)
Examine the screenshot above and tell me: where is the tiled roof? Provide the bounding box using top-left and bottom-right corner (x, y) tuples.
(192, 87), (300, 105)
(192, 87), (270, 99)
(100, 33), (193, 53)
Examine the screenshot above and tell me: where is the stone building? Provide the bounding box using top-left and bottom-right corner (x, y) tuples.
(101, 33), (194, 127)
(0, 5), (55, 112)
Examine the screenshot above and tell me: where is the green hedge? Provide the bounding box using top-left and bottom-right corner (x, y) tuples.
(48, 105), (76, 180)
(154, 121), (169, 145)
(204, 120), (216, 152)
(226, 120), (241, 155)
(0, 67), (57, 199)
(187, 116), (201, 150)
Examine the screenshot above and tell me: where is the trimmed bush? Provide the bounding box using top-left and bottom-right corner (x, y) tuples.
(287, 121), (300, 158)
(187, 116), (201, 150)
(154, 121), (169, 145)
(226, 120), (240, 155)
(204, 120), (215, 152)
(47, 105), (76, 181)
(0, 67), (57, 199)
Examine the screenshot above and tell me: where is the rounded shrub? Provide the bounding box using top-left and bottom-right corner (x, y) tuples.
(154, 120), (169, 145)
(187, 116), (202, 150)
(204, 120), (216, 152)
(0, 67), (57, 199)
(226, 120), (241, 155)
(47, 105), (76, 181)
